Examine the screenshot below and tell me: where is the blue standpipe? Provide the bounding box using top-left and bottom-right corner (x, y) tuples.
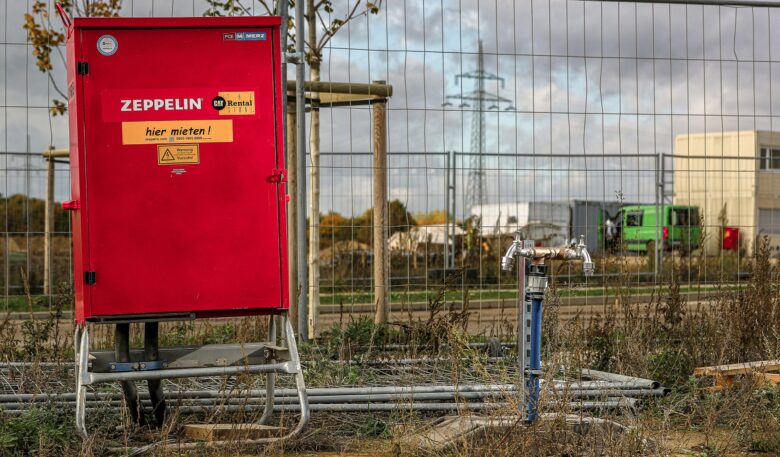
(527, 296), (543, 421)
(525, 263), (547, 423)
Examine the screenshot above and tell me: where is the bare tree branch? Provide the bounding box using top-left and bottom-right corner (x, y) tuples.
(315, 0), (376, 51)
(47, 73), (68, 100)
(257, 0), (275, 15)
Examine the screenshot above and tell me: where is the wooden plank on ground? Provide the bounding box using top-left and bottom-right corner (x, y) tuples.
(763, 373), (780, 383)
(183, 424), (285, 441)
(693, 360), (780, 377)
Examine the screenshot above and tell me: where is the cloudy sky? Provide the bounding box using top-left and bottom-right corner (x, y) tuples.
(2, 0), (780, 217)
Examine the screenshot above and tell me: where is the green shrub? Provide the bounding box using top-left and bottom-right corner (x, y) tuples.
(0, 406), (78, 456)
(647, 346), (694, 388)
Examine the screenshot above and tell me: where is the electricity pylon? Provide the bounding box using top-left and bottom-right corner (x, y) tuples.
(443, 41), (514, 210)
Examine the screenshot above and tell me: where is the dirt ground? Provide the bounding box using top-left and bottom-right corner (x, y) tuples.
(234, 428), (771, 456)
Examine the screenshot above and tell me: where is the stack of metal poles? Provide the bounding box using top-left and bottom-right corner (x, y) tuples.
(0, 374), (666, 416)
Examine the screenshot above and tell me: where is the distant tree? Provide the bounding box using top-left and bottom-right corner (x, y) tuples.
(351, 212), (370, 245)
(388, 200), (416, 233)
(414, 210), (450, 226)
(354, 200), (415, 244)
(23, 1), (121, 116)
(319, 211), (351, 248)
(0, 194), (69, 233)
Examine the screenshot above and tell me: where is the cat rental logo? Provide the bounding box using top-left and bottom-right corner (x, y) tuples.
(223, 31), (267, 41)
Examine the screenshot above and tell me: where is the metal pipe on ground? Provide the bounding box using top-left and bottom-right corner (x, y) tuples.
(296, 382), (658, 393)
(22, 380), (655, 398)
(580, 368), (661, 389)
(0, 388), (665, 411)
(0, 398), (638, 415)
(0, 382), (664, 404)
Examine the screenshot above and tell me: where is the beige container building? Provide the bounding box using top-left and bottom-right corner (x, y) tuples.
(674, 130), (780, 256)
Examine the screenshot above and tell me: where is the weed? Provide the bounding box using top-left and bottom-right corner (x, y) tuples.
(0, 405), (79, 456)
(318, 316), (397, 360)
(749, 436), (780, 453)
(359, 417), (389, 437)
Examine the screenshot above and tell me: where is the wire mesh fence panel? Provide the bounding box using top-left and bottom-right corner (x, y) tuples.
(1, 0), (779, 339)
(310, 0), (780, 339)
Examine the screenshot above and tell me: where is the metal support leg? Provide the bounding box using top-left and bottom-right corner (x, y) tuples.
(285, 313), (310, 436)
(115, 323), (145, 426)
(144, 322), (166, 427)
(258, 315), (277, 425)
(75, 326), (89, 439)
(143, 313), (310, 453)
(77, 313), (308, 448)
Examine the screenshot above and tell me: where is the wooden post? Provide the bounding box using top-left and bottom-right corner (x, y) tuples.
(286, 102), (298, 331)
(372, 84), (389, 324)
(44, 153), (55, 295)
(41, 148), (67, 295)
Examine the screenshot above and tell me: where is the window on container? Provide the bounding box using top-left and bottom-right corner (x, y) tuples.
(758, 208), (780, 234)
(759, 148), (780, 170)
(626, 211), (643, 227)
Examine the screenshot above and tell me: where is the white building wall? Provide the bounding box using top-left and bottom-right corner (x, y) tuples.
(673, 130), (780, 256)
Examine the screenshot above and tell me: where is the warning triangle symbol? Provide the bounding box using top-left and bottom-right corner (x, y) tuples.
(161, 149), (175, 161)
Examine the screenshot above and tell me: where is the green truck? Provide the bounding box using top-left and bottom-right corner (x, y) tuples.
(606, 205), (701, 254)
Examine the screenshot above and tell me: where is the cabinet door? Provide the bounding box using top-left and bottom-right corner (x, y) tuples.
(81, 26), (284, 317)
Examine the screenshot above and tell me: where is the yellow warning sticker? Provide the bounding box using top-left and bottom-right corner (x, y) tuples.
(157, 144), (199, 165)
(218, 91), (255, 116)
(122, 120), (233, 145)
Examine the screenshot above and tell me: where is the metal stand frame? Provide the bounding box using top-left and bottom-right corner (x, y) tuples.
(74, 313), (309, 442)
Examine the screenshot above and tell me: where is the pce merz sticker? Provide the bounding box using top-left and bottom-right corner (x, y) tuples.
(97, 35), (118, 56)
(235, 31), (266, 41)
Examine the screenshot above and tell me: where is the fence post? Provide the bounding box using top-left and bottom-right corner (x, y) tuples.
(294, 0), (308, 340)
(44, 151), (55, 296)
(286, 101), (298, 331)
(444, 151), (450, 272)
(451, 151), (457, 269)
(654, 153), (660, 279)
(658, 153), (665, 277)
(373, 83), (389, 324)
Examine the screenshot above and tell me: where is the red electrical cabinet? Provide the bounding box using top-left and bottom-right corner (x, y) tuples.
(65, 17), (288, 323)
